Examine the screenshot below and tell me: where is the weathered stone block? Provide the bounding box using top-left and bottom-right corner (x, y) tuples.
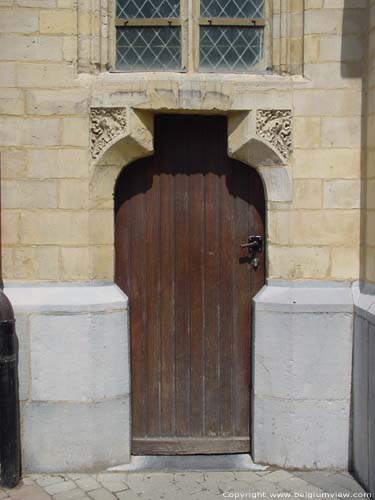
(319, 35), (364, 62)
(1, 148), (28, 178)
(22, 398), (130, 472)
(254, 310), (352, 400)
(293, 179), (322, 209)
(30, 310), (129, 401)
(253, 396), (350, 469)
(16, 314), (30, 401)
(40, 9), (77, 35)
(366, 212), (375, 246)
(59, 179), (89, 209)
(0, 8), (39, 33)
(0, 117), (60, 146)
(2, 211), (19, 245)
(26, 89), (89, 115)
(16, 0), (56, 5)
(60, 246), (90, 279)
(28, 149), (89, 179)
(294, 149), (360, 179)
(268, 245), (330, 279)
(323, 179), (361, 209)
(0, 62), (16, 87)
(294, 117), (321, 148)
(20, 211), (89, 245)
(91, 245), (114, 280)
(90, 210), (114, 245)
(331, 246), (360, 280)
(2, 247), (13, 278)
(2, 180), (58, 208)
(0, 35), (62, 61)
(14, 246), (59, 280)
(61, 117), (89, 147)
(0, 88), (24, 115)
(321, 117), (361, 148)
(352, 314), (369, 486)
(294, 90), (361, 117)
(305, 8), (364, 35)
(17, 63), (75, 88)
(269, 210), (359, 246)
(367, 180), (375, 209)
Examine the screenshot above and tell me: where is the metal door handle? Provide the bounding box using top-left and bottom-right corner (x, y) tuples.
(241, 240), (259, 249)
(240, 236), (263, 253)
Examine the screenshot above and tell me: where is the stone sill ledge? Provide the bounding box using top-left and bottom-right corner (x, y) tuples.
(87, 71), (310, 90)
(4, 283), (128, 314)
(352, 282), (375, 324)
(254, 281), (353, 313)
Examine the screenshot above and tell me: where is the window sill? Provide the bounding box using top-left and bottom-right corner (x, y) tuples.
(91, 70), (309, 86)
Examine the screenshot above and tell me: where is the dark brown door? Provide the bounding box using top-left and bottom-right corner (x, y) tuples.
(115, 115), (265, 455)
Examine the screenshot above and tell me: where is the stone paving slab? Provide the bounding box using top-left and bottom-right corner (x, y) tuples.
(0, 469), (369, 500)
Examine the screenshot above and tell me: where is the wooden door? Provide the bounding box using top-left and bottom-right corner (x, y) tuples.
(115, 115), (265, 455)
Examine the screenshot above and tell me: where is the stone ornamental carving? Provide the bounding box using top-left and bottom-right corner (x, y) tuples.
(256, 110), (292, 160)
(90, 108), (127, 159)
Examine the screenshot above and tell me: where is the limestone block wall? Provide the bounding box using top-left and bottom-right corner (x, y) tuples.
(366, 0), (375, 285)
(5, 284), (130, 472)
(351, 0), (375, 494)
(0, 0), (367, 284)
(0, 0), (369, 472)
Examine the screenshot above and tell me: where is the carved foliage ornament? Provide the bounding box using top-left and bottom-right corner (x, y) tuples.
(256, 110), (292, 160)
(90, 108), (127, 159)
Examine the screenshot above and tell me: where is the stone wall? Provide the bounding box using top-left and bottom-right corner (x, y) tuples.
(366, 0), (375, 285)
(0, 0), (369, 472)
(351, 0), (375, 495)
(0, 1), (367, 283)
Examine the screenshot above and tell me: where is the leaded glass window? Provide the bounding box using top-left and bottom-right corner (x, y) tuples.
(115, 0), (266, 72)
(199, 0), (265, 71)
(116, 0), (182, 71)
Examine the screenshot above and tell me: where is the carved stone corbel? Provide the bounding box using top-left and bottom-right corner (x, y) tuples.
(228, 109), (293, 202)
(90, 107), (128, 160)
(256, 110), (292, 161)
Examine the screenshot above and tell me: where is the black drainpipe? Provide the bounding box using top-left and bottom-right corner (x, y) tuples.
(0, 154), (21, 488)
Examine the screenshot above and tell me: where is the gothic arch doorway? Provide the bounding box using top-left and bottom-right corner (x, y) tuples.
(115, 114), (266, 455)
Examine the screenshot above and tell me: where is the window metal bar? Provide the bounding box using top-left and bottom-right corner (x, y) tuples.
(199, 17), (265, 26)
(116, 17), (181, 26)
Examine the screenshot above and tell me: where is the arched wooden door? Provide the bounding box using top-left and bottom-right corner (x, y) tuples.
(115, 115), (265, 455)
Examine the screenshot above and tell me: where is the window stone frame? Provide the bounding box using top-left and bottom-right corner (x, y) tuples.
(77, 0), (304, 75)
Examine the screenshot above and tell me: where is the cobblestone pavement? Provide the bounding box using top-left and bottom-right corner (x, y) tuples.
(0, 469), (367, 500)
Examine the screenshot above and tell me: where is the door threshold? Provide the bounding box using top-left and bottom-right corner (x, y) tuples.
(108, 454), (268, 472)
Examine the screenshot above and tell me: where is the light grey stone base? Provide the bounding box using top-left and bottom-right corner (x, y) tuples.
(4, 283), (130, 473)
(252, 281), (354, 470)
(4, 280), (365, 473)
(352, 284), (375, 495)
(22, 398), (130, 473)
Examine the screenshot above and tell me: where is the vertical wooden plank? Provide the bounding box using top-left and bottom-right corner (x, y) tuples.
(174, 117), (191, 437)
(158, 119), (176, 437)
(204, 117), (220, 437)
(145, 156), (161, 437)
(127, 161), (149, 439)
(232, 163), (251, 438)
(189, 118), (206, 437)
(219, 126), (235, 437)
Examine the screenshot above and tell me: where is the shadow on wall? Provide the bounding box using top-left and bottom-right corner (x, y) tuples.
(342, 0), (375, 496)
(341, 0), (367, 285)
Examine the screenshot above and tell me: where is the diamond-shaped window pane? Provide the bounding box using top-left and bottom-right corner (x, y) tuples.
(117, 0), (179, 18)
(116, 27), (181, 71)
(200, 26), (263, 71)
(200, 0), (264, 18)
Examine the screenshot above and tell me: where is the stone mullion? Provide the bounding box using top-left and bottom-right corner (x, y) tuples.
(272, 0), (303, 75)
